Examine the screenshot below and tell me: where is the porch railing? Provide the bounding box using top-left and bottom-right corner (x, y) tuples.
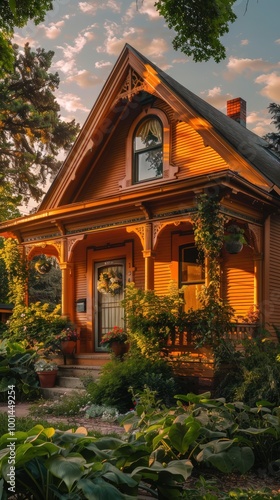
(164, 322), (258, 352)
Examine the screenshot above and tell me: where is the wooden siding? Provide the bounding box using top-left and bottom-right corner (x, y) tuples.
(172, 121), (228, 180)
(267, 215), (280, 328)
(154, 227), (172, 295)
(222, 245), (254, 317)
(74, 97), (231, 204)
(77, 122), (128, 202)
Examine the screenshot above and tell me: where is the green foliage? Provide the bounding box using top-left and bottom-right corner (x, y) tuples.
(0, 238), (27, 306)
(0, 43), (79, 203)
(264, 103), (280, 157)
(88, 355), (178, 412)
(0, 1), (54, 77)
(31, 392), (91, 418)
(28, 255), (62, 308)
(122, 281), (186, 357)
(155, 0), (237, 63)
(121, 391), (280, 475)
(0, 339), (39, 401)
(4, 301), (71, 354)
(215, 331), (280, 408)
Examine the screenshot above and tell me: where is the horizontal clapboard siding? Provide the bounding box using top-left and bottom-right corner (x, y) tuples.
(222, 246), (254, 317)
(155, 229), (172, 295)
(78, 123), (128, 201)
(172, 121), (228, 180)
(268, 215), (280, 327)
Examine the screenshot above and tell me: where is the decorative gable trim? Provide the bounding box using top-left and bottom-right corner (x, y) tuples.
(117, 67), (150, 101)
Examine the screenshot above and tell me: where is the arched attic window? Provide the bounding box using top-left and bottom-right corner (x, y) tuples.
(119, 108), (178, 190)
(133, 116), (163, 183)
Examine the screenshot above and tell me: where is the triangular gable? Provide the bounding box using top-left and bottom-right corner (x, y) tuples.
(39, 44), (280, 211)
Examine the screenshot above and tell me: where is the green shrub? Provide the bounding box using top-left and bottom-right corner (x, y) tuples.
(0, 340), (39, 401)
(214, 332), (280, 407)
(88, 355), (179, 412)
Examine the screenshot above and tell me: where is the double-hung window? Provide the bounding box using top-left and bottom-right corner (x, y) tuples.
(133, 116), (163, 183)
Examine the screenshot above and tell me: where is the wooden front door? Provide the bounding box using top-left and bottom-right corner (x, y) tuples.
(94, 260), (125, 350)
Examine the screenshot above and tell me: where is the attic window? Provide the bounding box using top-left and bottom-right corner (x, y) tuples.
(133, 117), (163, 183)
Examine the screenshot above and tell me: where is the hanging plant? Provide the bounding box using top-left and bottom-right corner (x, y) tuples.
(97, 270), (123, 296)
(224, 224), (246, 254)
(35, 258), (52, 275)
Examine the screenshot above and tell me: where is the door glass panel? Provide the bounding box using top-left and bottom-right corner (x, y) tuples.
(95, 261), (125, 349)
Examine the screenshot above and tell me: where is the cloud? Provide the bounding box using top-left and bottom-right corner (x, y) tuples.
(67, 70), (102, 88)
(200, 87), (233, 109)
(247, 111), (274, 136)
(95, 60), (112, 69)
(255, 72), (280, 101)
(226, 57), (278, 77)
(240, 39), (249, 46)
(124, 0), (159, 21)
(56, 92), (90, 113)
(98, 23), (168, 59)
(12, 32), (37, 47)
(53, 58), (76, 74)
(172, 58), (188, 64)
(79, 1), (120, 15)
(275, 39), (280, 44)
(40, 20), (65, 39)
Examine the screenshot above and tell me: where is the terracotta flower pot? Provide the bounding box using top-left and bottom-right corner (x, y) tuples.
(60, 340), (77, 355)
(110, 341), (129, 358)
(37, 370), (58, 388)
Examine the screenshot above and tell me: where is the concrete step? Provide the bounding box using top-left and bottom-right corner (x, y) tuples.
(40, 386), (86, 400)
(57, 376), (85, 389)
(58, 365), (102, 380)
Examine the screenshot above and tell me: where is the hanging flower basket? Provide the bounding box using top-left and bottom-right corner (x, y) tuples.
(35, 258), (52, 274)
(97, 270), (123, 296)
(224, 224), (247, 254)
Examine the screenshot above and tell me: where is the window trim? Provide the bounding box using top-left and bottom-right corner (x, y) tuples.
(133, 115), (163, 183)
(119, 107), (178, 190)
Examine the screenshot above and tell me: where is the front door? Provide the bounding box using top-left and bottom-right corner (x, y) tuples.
(94, 260), (125, 350)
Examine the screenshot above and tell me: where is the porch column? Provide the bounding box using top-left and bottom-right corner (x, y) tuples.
(142, 223), (155, 290)
(254, 253), (262, 310)
(60, 262), (74, 318)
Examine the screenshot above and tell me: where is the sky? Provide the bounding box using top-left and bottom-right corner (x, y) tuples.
(13, 0), (280, 214)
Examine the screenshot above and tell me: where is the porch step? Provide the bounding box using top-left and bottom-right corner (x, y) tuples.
(40, 386), (86, 400)
(58, 364), (102, 381)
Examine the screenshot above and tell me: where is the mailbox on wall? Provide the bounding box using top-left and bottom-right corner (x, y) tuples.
(76, 299), (86, 313)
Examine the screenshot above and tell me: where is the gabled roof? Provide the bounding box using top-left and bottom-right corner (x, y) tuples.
(38, 44), (280, 210)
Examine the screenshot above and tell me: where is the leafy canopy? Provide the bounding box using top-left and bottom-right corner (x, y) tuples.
(264, 103), (280, 156)
(0, 43), (79, 203)
(0, 0), (54, 76)
(154, 0), (237, 63)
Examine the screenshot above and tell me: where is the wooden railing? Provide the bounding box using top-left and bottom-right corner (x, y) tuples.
(164, 323), (258, 352)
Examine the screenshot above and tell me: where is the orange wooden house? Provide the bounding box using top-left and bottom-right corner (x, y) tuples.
(1, 44), (280, 370)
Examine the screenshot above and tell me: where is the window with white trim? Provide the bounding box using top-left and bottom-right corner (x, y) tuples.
(133, 116), (163, 183)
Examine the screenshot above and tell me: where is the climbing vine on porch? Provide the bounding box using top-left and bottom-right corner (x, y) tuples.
(191, 193), (234, 346)
(192, 193), (225, 303)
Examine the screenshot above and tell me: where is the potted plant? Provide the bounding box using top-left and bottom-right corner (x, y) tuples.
(100, 326), (128, 358)
(34, 359), (58, 388)
(52, 324), (80, 364)
(224, 224), (247, 254)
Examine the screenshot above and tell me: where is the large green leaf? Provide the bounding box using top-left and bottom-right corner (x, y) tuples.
(46, 454), (86, 491)
(169, 418), (201, 454)
(77, 477), (128, 499)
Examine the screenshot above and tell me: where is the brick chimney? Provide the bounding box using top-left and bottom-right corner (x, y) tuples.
(227, 97), (246, 127)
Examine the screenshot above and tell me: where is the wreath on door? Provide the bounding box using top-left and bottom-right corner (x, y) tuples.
(97, 270), (123, 296)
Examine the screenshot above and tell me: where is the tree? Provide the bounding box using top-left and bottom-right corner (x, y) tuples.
(264, 103), (280, 156)
(0, 0), (54, 76)
(154, 0), (237, 63)
(0, 43), (80, 203)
